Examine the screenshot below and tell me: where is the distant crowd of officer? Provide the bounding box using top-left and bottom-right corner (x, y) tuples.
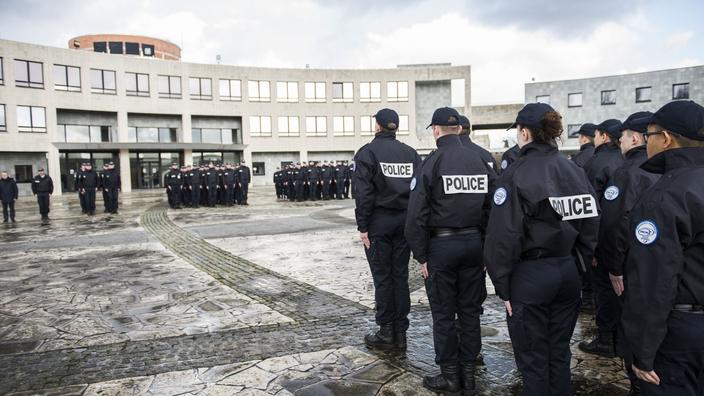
(73, 161), (121, 216)
(354, 100), (704, 396)
(272, 161), (353, 201)
(163, 161), (251, 209)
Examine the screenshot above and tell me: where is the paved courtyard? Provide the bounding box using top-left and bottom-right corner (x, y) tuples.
(0, 187), (631, 395)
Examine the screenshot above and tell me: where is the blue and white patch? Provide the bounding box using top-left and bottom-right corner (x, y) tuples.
(501, 160), (508, 170)
(604, 186), (620, 201)
(410, 177), (417, 191)
(494, 187), (508, 206)
(635, 220), (658, 245)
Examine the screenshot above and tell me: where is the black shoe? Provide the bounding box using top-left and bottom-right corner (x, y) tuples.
(2, 219), (7, 223)
(459, 363), (476, 394)
(89, 211), (95, 216)
(395, 331), (407, 350)
(578, 331), (616, 357)
(423, 365), (461, 394)
(11, 218), (16, 223)
(364, 323), (395, 350)
(475, 353), (485, 366)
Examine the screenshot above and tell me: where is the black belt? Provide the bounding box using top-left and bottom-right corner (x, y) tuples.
(673, 304), (704, 313)
(431, 227), (480, 238)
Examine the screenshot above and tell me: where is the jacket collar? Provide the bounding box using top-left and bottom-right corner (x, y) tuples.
(580, 142), (594, 151)
(373, 131), (397, 140)
(625, 145), (647, 161)
(641, 147), (704, 174)
(594, 142), (620, 154)
(437, 134), (462, 148)
(519, 141), (558, 157)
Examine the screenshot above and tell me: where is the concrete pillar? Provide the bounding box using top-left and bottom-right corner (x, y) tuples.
(181, 113), (192, 143)
(183, 149), (193, 166)
(47, 146), (62, 196)
(243, 147), (253, 167)
(117, 111), (129, 142)
(299, 150), (308, 163)
(119, 149), (131, 193)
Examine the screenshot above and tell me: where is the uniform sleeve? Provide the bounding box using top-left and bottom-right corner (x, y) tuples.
(574, 179), (599, 270)
(31, 178), (37, 194)
(13, 181), (18, 199)
(597, 172), (631, 275)
(622, 197), (685, 372)
(404, 160), (432, 264)
(49, 177), (54, 194)
(482, 165), (498, 234)
(353, 149), (375, 233)
(484, 179), (524, 301)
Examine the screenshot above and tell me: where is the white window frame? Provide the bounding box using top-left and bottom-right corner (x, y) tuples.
(398, 115), (409, 135)
(359, 82), (381, 102)
(158, 75), (182, 99)
(16, 105), (47, 133)
(304, 82), (326, 102)
(189, 77), (212, 100)
(276, 81), (299, 103)
(360, 115), (376, 136)
(387, 81), (408, 102)
(247, 80), (271, 102)
(53, 64), (81, 92)
(249, 116), (272, 137)
(568, 92), (582, 108)
(0, 104), (6, 132)
(219, 79), (242, 101)
(126, 72), (150, 97)
(90, 68), (116, 95)
(333, 116), (354, 137)
(305, 116), (327, 137)
(277, 116), (300, 137)
(332, 82), (353, 103)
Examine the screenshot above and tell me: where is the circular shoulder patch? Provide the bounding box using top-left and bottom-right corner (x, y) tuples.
(635, 220), (658, 245)
(410, 177), (417, 191)
(501, 160), (508, 170)
(494, 187), (508, 206)
(604, 186), (620, 201)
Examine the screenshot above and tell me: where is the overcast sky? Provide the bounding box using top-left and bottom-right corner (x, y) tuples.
(1, 0), (702, 104)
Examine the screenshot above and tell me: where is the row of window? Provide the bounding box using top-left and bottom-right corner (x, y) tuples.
(1, 58), (410, 102)
(248, 115), (410, 137)
(536, 83), (691, 107)
(0, 104), (47, 133)
(91, 41), (155, 57)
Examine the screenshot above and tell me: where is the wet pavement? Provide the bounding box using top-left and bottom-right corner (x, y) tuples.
(0, 188), (630, 395)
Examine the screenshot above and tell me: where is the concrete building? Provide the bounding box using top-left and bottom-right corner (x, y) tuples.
(525, 66), (704, 152)
(0, 38), (470, 195)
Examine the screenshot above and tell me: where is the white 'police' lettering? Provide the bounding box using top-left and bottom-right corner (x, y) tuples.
(548, 194), (598, 220)
(442, 175), (488, 194)
(380, 162), (413, 178)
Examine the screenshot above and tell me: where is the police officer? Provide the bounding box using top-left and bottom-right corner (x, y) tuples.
(0, 170), (19, 223)
(459, 115), (498, 171)
(354, 108), (421, 350)
(181, 165), (192, 207)
(100, 163), (110, 213)
(621, 100), (704, 395)
(102, 162), (121, 214)
(579, 118), (625, 356)
(187, 164), (202, 208)
(75, 163), (86, 214)
(484, 103), (599, 396)
(334, 161), (346, 199)
(405, 107), (494, 394)
(306, 161), (321, 201)
(165, 163), (183, 209)
(499, 144), (520, 173)
(31, 167), (54, 222)
(320, 161), (332, 200)
(273, 167), (282, 199)
(78, 162), (99, 216)
(571, 123), (597, 167)
(294, 162), (306, 202)
(204, 163), (218, 207)
(238, 160), (251, 205)
(223, 164), (236, 206)
(589, 111), (659, 395)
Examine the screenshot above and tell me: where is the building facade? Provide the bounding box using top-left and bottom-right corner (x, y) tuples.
(0, 38), (471, 195)
(525, 66), (704, 151)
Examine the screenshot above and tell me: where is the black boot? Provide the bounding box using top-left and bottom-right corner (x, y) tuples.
(364, 323), (395, 350)
(475, 353), (485, 366)
(578, 331), (615, 357)
(394, 331), (407, 350)
(423, 364), (461, 394)
(459, 363), (476, 395)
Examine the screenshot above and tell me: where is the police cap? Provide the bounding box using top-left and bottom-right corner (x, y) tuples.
(459, 115), (471, 129)
(621, 111), (653, 134)
(577, 123), (597, 138)
(508, 102), (554, 131)
(647, 100), (704, 141)
(374, 108), (399, 130)
(427, 107), (461, 129)
(597, 119), (623, 139)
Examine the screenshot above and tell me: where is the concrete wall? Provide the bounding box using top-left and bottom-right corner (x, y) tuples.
(0, 152), (49, 196)
(56, 109), (118, 128)
(414, 80), (451, 139)
(471, 103), (523, 127)
(250, 151), (299, 186)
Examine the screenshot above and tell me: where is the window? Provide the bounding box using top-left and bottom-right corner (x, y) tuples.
(189, 77), (212, 100)
(0, 57), (4, 85)
(535, 95), (550, 104)
(303, 116), (326, 137)
(53, 64), (81, 92)
(158, 75), (182, 99)
(90, 69), (116, 94)
(601, 90), (616, 105)
(360, 115), (376, 136)
(304, 82), (326, 102)
(125, 42), (140, 55)
(16, 106), (46, 133)
(398, 115), (409, 135)
(109, 41), (123, 54)
(332, 82), (353, 102)
(192, 128), (238, 144)
(127, 127), (177, 143)
(15, 59), (44, 88)
(219, 79), (242, 101)
(387, 81), (408, 102)
(359, 82), (381, 102)
(333, 116), (354, 136)
(567, 124), (582, 139)
(93, 42), (107, 53)
(568, 92), (582, 107)
(58, 125), (111, 143)
(249, 116), (272, 137)
(0, 104), (5, 132)
(278, 116), (300, 137)
(247, 80), (270, 102)
(673, 83), (689, 100)
(252, 162), (265, 176)
(276, 81), (299, 102)
(15, 165), (33, 182)
(142, 44), (155, 57)
(636, 86), (652, 103)
(126, 72), (149, 96)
